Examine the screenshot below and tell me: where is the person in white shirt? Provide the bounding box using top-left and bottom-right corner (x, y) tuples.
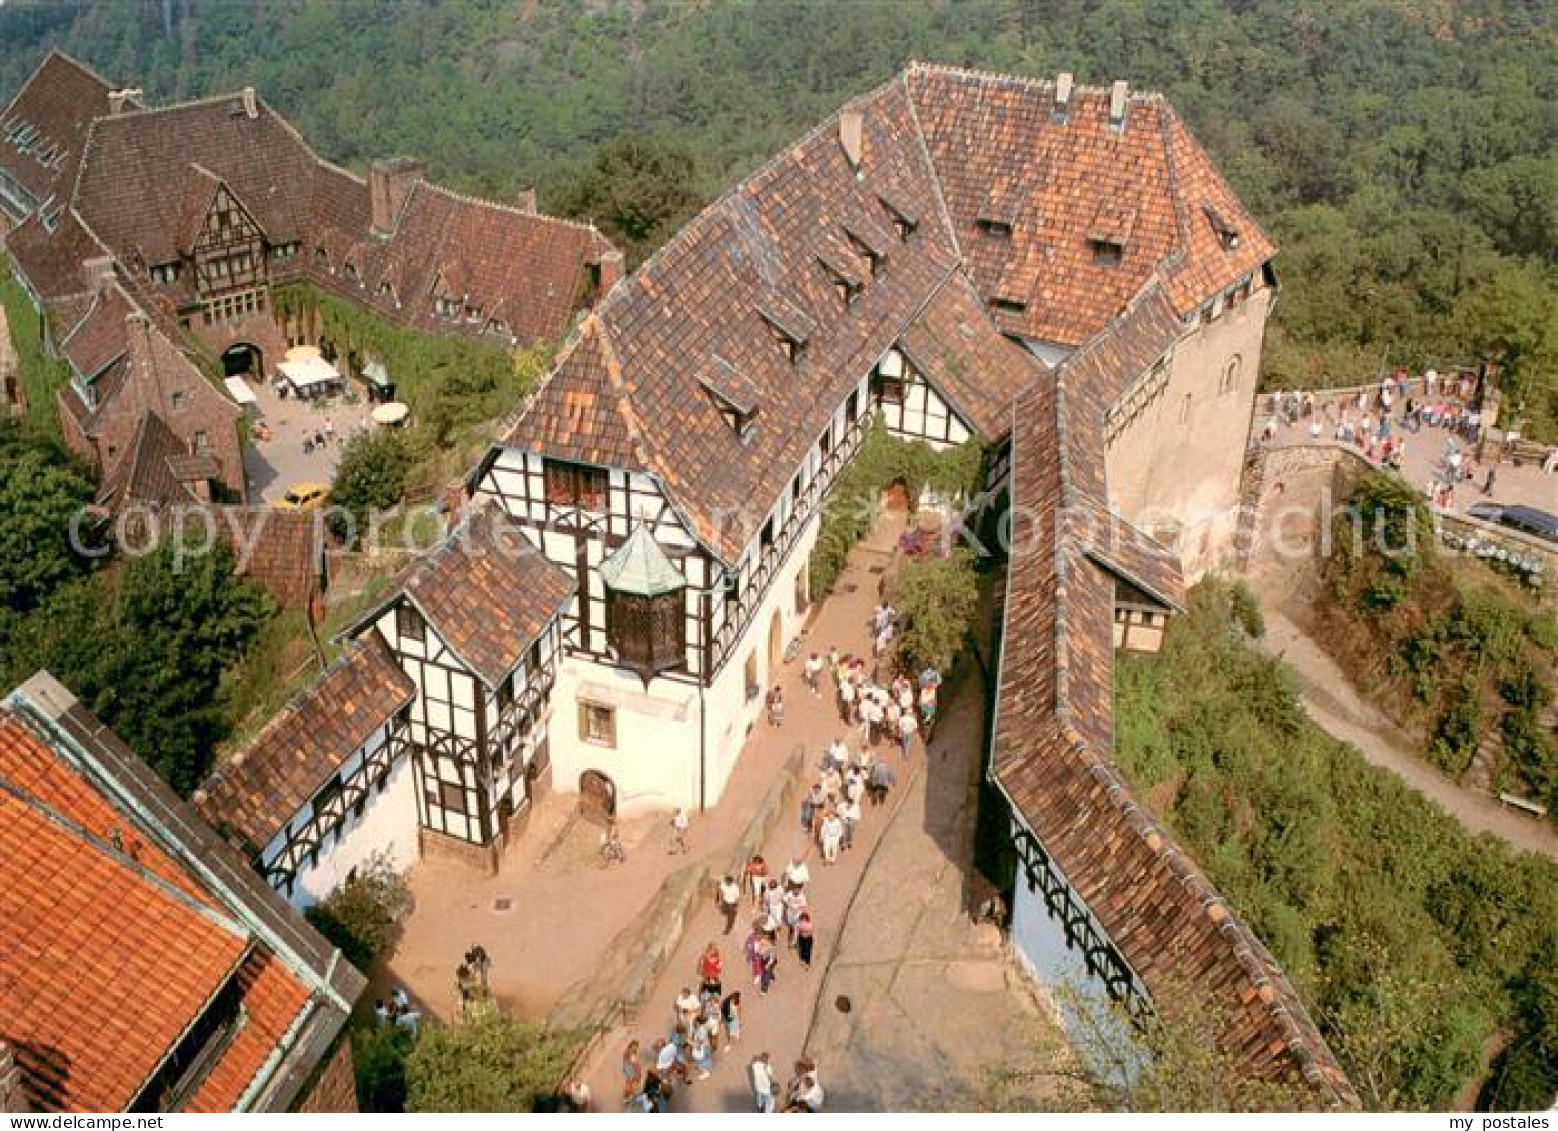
(784, 854), (810, 891)
(751, 1053), (775, 1113)
(804, 652), (824, 695)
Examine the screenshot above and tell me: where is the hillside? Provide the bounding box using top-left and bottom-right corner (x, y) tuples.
(2, 0), (1553, 434)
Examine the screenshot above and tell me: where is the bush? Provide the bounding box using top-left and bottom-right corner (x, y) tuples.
(352, 1022), (415, 1112)
(1430, 681), (1483, 776)
(405, 1008), (577, 1112)
(305, 851), (414, 970)
(891, 547), (980, 675)
(329, 429), (418, 545)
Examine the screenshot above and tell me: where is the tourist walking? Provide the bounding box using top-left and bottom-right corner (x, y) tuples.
(796, 911), (815, 969)
(621, 1039), (643, 1107)
(759, 938), (779, 995)
(820, 810), (844, 864)
(804, 651), (823, 695)
(746, 854), (769, 909)
(721, 991), (742, 1049)
(767, 685), (785, 727)
(698, 943), (723, 1000)
(668, 807), (690, 855)
(717, 874), (743, 935)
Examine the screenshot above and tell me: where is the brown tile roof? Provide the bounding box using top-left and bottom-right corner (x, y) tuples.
(359, 507), (574, 688)
(0, 675), (365, 1113)
(213, 508), (323, 611)
(58, 281), (131, 380)
(0, 51), (113, 216)
(195, 638), (414, 855)
(95, 412), (195, 510)
(505, 76), (964, 561)
(4, 205), (111, 303)
(896, 271), (1042, 437)
(905, 63), (1274, 347)
(991, 374), (1354, 1106)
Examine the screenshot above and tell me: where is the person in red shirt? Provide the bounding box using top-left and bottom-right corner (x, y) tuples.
(698, 941), (724, 1000)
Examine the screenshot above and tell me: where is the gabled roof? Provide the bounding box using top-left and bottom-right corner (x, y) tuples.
(504, 75), (962, 562)
(195, 638), (414, 856)
(0, 50), (113, 216)
(990, 369), (1353, 1106)
(354, 507), (574, 688)
(0, 673), (364, 1113)
(95, 411), (198, 510)
(896, 271), (1042, 438)
(905, 63), (1274, 347)
(58, 280), (131, 381)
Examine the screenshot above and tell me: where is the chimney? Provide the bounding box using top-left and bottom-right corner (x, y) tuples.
(596, 248), (625, 296)
(1108, 80), (1129, 130)
(240, 86), (258, 119)
(515, 187), (537, 214)
(0, 1040), (28, 1113)
(838, 106), (864, 171)
(369, 157), (425, 236)
(82, 255), (116, 294)
(107, 87), (142, 116)
(122, 311), (161, 423)
(1054, 72), (1074, 118)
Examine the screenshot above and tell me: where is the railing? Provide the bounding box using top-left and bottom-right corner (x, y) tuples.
(709, 413), (868, 670)
(487, 664), (557, 763)
(1011, 822), (1152, 1028)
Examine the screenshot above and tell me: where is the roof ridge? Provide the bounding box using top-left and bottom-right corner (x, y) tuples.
(0, 749), (253, 942)
(593, 316), (654, 471)
(412, 178), (603, 238)
(905, 59), (1168, 103)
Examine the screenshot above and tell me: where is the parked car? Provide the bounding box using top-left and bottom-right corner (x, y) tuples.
(1466, 502), (1558, 545)
(274, 482), (331, 512)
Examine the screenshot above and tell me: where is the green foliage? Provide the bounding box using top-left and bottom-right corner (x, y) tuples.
(891, 548), (980, 674)
(404, 1008), (576, 1113)
(0, 253), (73, 439)
(0, 532), (274, 794)
(809, 421), (985, 595)
(270, 284), (534, 443)
(351, 1022), (415, 1113)
(329, 428), (417, 545)
(557, 134), (707, 266)
(0, 424), (95, 614)
(1116, 578), (1558, 1110)
(304, 850), (413, 971)
(1328, 472), (1432, 612)
(1429, 680), (1482, 776)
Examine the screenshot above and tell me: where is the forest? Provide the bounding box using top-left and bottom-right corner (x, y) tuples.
(0, 0), (1553, 435)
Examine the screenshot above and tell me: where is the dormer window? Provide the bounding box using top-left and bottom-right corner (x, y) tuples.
(1090, 238), (1123, 266)
(990, 297), (1028, 315)
(486, 318), (509, 338)
(151, 262), (180, 285)
(877, 193), (918, 242)
(434, 296), (458, 320)
(817, 254), (862, 309)
(543, 458), (607, 509)
(756, 305), (809, 364)
(975, 217), (1013, 238)
(1204, 204), (1240, 251)
(314, 247), (330, 269)
(465, 303), (482, 323)
(844, 228), (885, 278)
(343, 261), (359, 282)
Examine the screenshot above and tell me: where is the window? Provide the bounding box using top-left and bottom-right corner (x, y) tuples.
(606, 587), (685, 680)
(543, 459), (607, 509)
(579, 702), (616, 747)
(990, 297), (1027, 315)
(745, 653), (759, 702)
(437, 780), (465, 811)
(976, 217), (1013, 237)
(396, 603), (425, 643)
(170, 390), (186, 411)
(191, 430), (208, 451)
(876, 374), (904, 405)
(1090, 239), (1123, 266)
(434, 296), (458, 319)
(760, 518), (775, 552)
(497, 676), (514, 712)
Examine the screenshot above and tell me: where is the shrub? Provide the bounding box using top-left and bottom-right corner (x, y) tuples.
(352, 1022), (415, 1112)
(405, 1008), (577, 1112)
(1430, 681), (1483, 775)
(329, 429), (417, 545)
(891, 547), (980, 675)
(305, 851), (414, 970)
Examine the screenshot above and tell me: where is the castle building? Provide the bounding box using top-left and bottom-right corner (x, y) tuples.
(190, 62), (1352, 1096)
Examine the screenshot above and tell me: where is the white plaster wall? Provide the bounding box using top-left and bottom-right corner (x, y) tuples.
(282, 752), (420, 911)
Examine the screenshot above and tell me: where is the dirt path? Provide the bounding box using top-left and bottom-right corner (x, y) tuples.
(1261, 608), (1557, 861)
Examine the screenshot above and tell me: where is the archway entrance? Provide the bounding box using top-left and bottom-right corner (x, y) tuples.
(221, 342), (262, 379)
(767, 609), (783, 680)
(579, 769), (616, 823)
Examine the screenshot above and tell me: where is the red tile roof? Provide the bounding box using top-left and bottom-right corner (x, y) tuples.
(95, 412), (197, 510)
(0, 714), (252, 1113)
(905, 63), (1274, 347)
(58, 281), (131, 380)
(195, 638), (414, 854)
(212, 508), (323, 611)
(0, 677), (365, 1113)
(991, 371), (1354, 1106)
(0, 51), (113, 217)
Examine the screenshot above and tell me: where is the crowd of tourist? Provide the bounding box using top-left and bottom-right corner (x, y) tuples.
(1259, 367), (1558, 508)
(617, 605), (942, 1113)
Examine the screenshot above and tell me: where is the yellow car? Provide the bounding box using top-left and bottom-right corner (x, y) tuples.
(275, 482), (330, 511)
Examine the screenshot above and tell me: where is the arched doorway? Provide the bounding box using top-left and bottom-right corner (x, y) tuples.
(767, 609), (783, 679)
(221, 342), (262, 379)
(579, 769), (616, 823)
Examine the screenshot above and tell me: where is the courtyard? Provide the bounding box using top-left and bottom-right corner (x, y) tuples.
(239, 369), (377, 503)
